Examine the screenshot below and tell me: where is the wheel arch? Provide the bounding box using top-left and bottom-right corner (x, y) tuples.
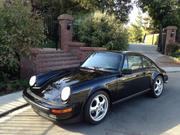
(89, 87), (112, 103)
(151, 72), (164, 82)
(82, 87), (112, 111)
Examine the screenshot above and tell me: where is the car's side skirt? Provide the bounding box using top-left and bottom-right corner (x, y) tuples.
(112, 88), (151, 105)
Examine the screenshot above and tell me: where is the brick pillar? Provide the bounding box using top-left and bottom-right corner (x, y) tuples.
(164, 26), (177, 54)
(58, 14), (74, 52)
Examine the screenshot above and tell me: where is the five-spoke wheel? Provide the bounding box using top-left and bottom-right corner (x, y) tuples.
(151, 76), (164, 97)
(84, 91), (110, 124)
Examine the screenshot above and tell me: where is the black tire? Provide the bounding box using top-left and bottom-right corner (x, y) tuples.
(151, 75), (164, 98)
(84, 91), (110, 124)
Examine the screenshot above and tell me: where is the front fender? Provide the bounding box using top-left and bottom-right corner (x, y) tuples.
(88, 86), (112, 100)
(151, 71), (160, 81)
(151, 70), (167, 84)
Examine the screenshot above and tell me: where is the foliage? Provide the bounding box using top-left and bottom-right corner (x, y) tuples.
(166, 43), (180, 59)
(128, 24), (143, 43)
(32, 0), (132, 22)
(128, 12), (145, 43)
(43, 38), (57, 48)
(0, 0), (45, 80)
(31, 0), (87, 44)
(137, 0), (180, 29)
(74, 12), (129, 51)
(75, 0), (132, 23)
(31, 0), (132, 43)
(0, 79), (28, 96)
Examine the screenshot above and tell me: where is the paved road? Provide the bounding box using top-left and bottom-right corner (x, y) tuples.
(0, 72), (180, 135)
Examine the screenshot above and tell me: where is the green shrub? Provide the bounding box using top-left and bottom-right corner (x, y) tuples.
(43, 39), (57, 48)
(73, 12), (129, 50)
(0, 79), (28, 95)
(0, 0), (45, 80)
(166, 43), (180, 55)
(166, 43), (180, 59)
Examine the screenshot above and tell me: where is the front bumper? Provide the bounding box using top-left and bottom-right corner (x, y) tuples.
(23, 89), (82, 122)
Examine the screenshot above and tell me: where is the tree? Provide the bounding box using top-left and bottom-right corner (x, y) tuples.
(31, 0), (89, 44)
(0, 0), (45, 78)
(128, 11), (145, 43)
(74, 12), (129, 51)
(128, 24), (143, 43)
(31, 0), (133, 44)
(75, 0), (132, 23)
(137, 0), (180, 29)
(32, 0), (132, 23)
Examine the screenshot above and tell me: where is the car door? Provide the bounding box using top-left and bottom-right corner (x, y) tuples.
(117, 54), (148, 98)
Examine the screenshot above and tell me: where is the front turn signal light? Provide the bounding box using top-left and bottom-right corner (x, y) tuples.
(51, 108), (72, 115)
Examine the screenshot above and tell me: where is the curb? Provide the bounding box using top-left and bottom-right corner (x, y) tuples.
(166, 71), (180, 73)
(0, 103), (29, 118)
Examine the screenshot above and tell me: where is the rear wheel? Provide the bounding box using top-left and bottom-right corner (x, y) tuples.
(84, 91), (110, 124)
(151, 76), (164, 98)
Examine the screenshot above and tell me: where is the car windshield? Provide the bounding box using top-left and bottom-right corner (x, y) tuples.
(81, 52), (122, 71)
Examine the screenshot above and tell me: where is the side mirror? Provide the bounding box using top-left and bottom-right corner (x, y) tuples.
(121, 69), (132, 75)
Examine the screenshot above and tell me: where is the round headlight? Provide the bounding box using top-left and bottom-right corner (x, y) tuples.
(61, 87), (71, 101)
(29, 76), (36, 86)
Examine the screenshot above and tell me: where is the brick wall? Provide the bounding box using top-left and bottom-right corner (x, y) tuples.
(20, 46), (106, 78)
(67, 42), (107, 61)
(20, 48), (80, 78)
(20, 14), (107, 78)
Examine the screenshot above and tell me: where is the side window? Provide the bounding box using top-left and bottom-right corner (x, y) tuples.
(128, 55), (142, 70)
(142, 57), (152, 68)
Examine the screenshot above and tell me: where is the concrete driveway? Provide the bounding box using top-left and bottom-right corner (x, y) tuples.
(128, 44), (162, 60)
(128, 44), (180, 72)
(0, 72), (180, 135)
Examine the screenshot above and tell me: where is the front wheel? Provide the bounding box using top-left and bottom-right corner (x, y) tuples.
(84, 91), (110, 124)
(151, 76), (164, 98)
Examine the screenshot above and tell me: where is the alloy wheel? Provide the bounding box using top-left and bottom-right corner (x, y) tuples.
(154, 77), (164, 96)
(89, 94), (109, 122)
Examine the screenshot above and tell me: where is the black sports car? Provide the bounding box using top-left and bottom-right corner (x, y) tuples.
(23, 51), (168, 124)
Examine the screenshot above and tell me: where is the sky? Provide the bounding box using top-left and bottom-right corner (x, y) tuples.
(128, 0), (147, 25)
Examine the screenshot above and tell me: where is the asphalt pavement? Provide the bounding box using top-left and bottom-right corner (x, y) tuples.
(0, 44), (180, 135)
(0, 72), (180, 135)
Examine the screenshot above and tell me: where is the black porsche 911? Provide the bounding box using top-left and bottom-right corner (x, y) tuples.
(23, 51), (168, 124)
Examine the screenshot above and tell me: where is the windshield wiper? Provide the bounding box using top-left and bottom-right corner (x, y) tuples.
(81, 66), (116, 72)
(80, 66), (94, 70)
(80, 66), (101, 71)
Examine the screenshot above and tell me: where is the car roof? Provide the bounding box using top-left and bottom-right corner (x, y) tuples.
(97, 50), (144, 56)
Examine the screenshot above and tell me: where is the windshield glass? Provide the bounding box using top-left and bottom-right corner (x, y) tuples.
(81, 52), (122, 71)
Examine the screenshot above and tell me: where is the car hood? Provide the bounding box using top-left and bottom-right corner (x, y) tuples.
(35, 68), (108, 87)
(31, 68), (110, 102)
